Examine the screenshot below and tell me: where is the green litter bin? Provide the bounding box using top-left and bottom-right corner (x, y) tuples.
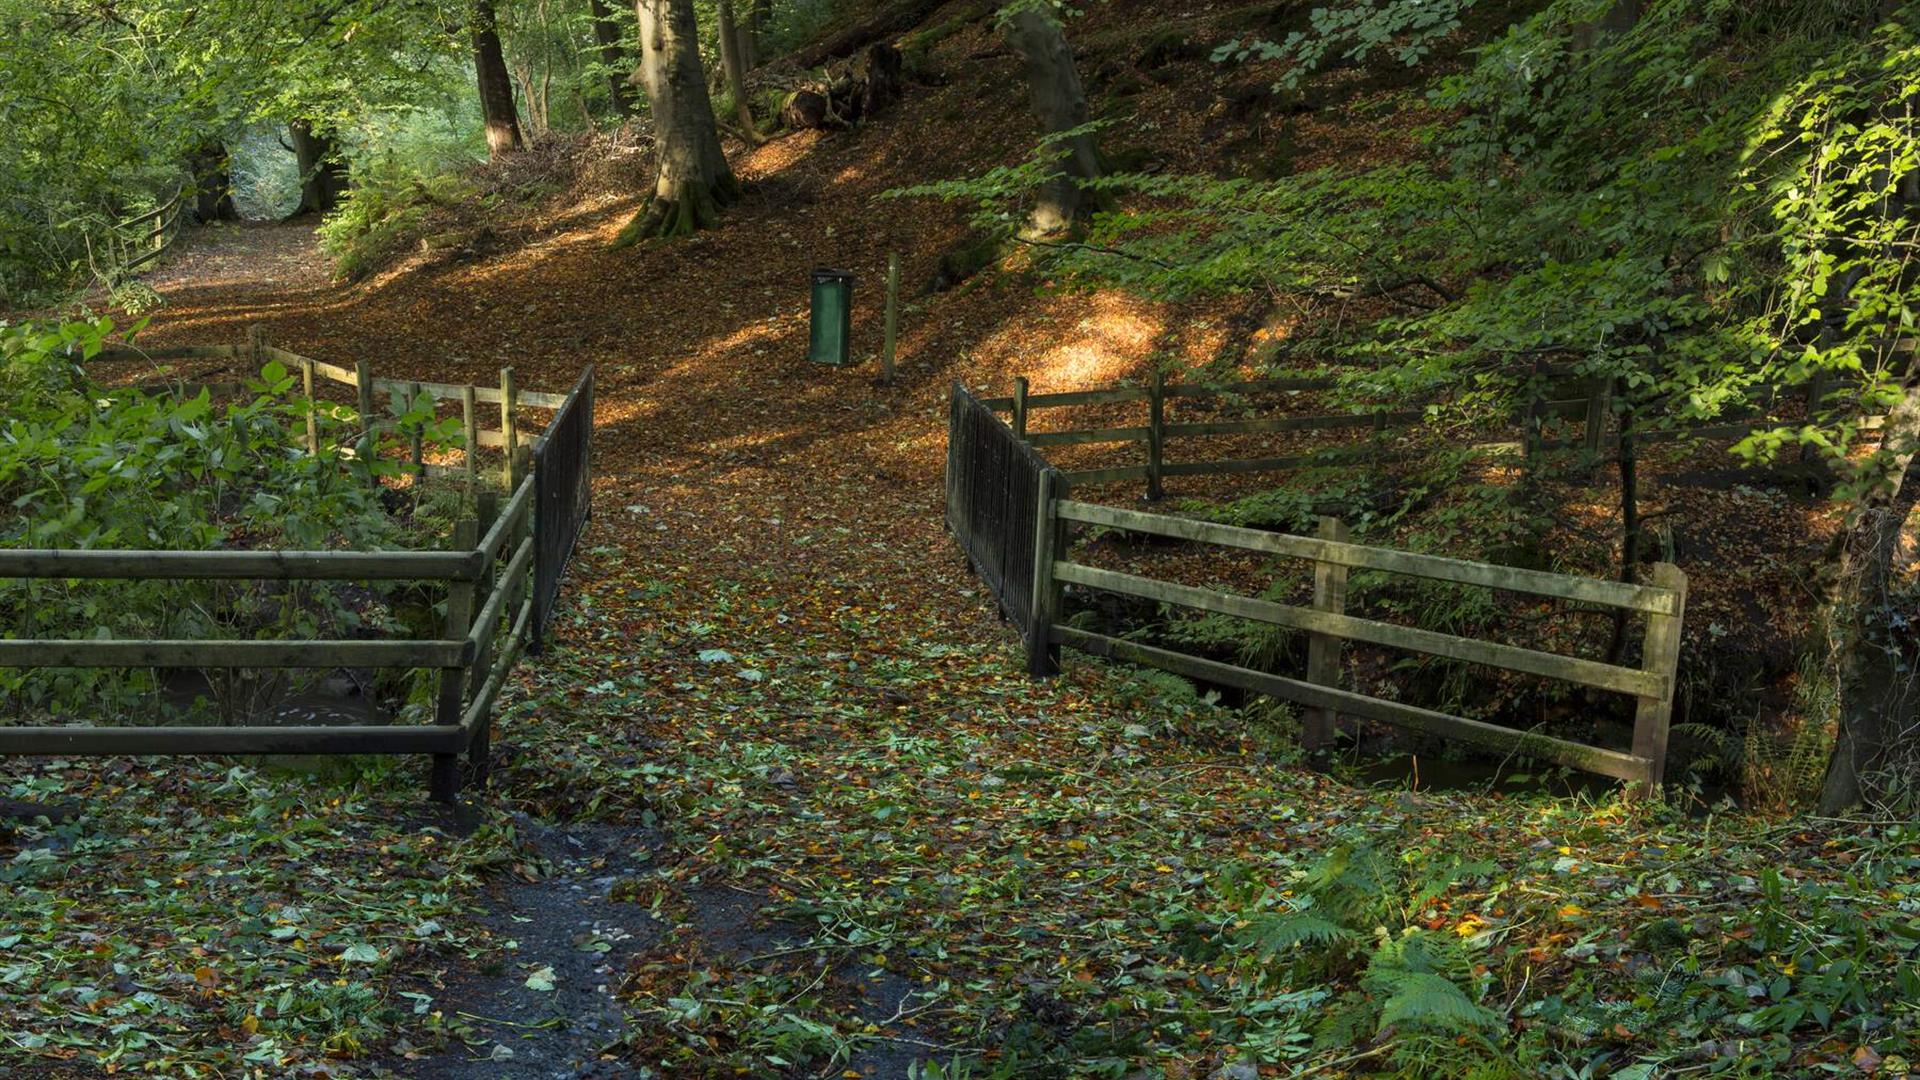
(808, 268), (855, 366)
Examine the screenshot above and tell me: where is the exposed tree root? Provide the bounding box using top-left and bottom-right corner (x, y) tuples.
(610, 176), (743, 248)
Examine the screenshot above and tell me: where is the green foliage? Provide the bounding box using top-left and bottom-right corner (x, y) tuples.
(1213, 0), (1478, 88)
(316, 167), (482, 280)
(0, 317), (437, 723)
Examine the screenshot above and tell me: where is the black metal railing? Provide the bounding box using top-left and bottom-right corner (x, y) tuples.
(532, 366), (594, 650)
(946, 383), (1048, 639)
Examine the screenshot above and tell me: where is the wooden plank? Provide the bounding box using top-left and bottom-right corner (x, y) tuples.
(475, 428), (542, 449)
(462, 597), (533, 731)
(1630, 562), (1687, 792)
(92, 345), (240, 363)
(1051, 561), (1667, 697)
(1059, 465), (1151, 487)
(0, 724), (469, 756)
(1021, 386), (1149, 409)
(1026, 425), (1152, 448)
(1052, 626), (1649, 781)
(468, 537), (535, 653)
(1055, 501), (1679, 615)
(1161, 411), (1420, 439)
(1304, 517), (1349, 749)
(0, 548), (482, 581)
(0, 638), (466, 668)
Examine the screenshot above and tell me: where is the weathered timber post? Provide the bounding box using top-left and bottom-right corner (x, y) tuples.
(500, 367), (520, 491)
(355, 360), (376, 484)
(881, 252), (900, 384)
(407, 382), (426, 481)
(1026, 467), (1064, 677)
(462, 385), (479, 505)
(1303, 516), (1351, 750)
(301, 358), (320, 456)
(1630, 562), (1687, 796)
(432, 518), (480, 802)
(245, 324), (266, 371)
(1012, 376), (1029, 440)
(1583, 377), (1611, 477)
(1146, 370), (1166, 501)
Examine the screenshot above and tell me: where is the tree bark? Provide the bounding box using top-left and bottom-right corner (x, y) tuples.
(1818, 377), (1920, 812)
(589, 0), (635, 117)
(288, 121), (349, 216)
(1003, 5), (1101, 235)
(188, 141), (238, 223)
(472, 0), (526, 157)
(717, 0), (764, 143)
(615, 0), (739, 245)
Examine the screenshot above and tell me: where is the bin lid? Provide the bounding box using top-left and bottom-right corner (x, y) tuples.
(811, 267), (856, 283)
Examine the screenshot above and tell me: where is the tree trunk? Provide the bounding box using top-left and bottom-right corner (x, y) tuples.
(589, 0), (635, 117)
(288, 121), (348, 216)
(472, 0), (525, 157)
(1818, 377), (1920, 812)
(188, 141), (238, 222)
(742, 0), (771, 69)
(1003, 5), (1101, 235)
(717, 0), (764, 144)
(614, 0), (740, 245)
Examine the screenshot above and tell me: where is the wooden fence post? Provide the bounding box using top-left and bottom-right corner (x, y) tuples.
(245, 324), (266, 371)
(1583, 377), (1610, 474)
(462, 384), (479, 505)
(881, 251), (900, 384)
(1027, 468), (1063, 677)
(1146, 370), (1166, 501)
(1630, 562), (1687, 796)
(501, 367), (520, 491)
(407, 381), (426, 481)
(301, 358), (320, 456)
(355, 360), (376, 484)
(431, 518), (479, 802)
(1012, 376), (1029, 440)
(1303, 516), (1350, 751)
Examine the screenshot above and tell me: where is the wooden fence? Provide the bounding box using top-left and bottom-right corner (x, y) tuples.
(108, 186), (186, 276)
(946, 384), (1049, 647)
(947, 383), (1690, 792)
(0, 340), (595, 801)
(1029, 493), (1687, 791)
(983, 366), (1900, 500)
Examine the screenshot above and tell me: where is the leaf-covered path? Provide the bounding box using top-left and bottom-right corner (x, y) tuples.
(8, 133), (1919, 1076)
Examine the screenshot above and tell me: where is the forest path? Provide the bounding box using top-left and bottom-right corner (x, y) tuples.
(117, 136), (1370, 1076)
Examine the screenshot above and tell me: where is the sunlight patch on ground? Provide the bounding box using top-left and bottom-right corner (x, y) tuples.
(976, 291), (1168, 390)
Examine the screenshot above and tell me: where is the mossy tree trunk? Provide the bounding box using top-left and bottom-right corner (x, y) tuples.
(1818, 379), (1920, 813)
(615, 0), (740, 246)
(472, 0), (526, 158)
(1002, 3), (1102, 235)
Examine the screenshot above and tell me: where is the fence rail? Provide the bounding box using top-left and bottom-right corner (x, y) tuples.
(0, 337), (595, 801)
(946, 382), (1689, 792)
(110, 186), (186, 275)
(1032, 498), (1687, 790)
(986, 366), (1904, 500)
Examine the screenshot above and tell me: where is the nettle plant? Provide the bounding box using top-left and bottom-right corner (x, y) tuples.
(0, 317), (454, 724)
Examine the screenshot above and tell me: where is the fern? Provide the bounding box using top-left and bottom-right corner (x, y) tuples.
(1235, 911), (1356, 958)
(1373, 971), (1499, 1035)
